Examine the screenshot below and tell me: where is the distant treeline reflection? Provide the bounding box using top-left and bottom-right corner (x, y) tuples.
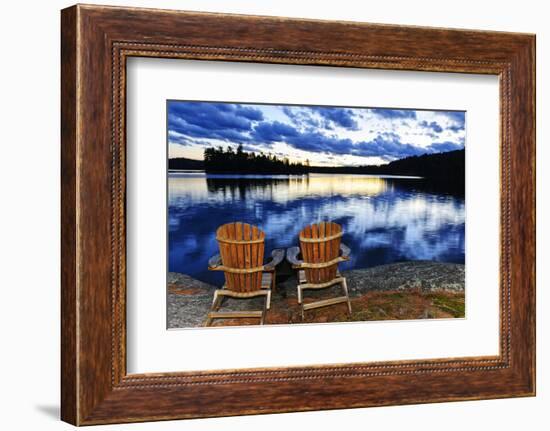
(205, 175), (464, 198)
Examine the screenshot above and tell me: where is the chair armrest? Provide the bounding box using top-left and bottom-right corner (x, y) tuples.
(340, 243), (351, 260)
(286, 244), (350, 268)
(207, 254), (223, 270)
(286, 246), (303, 268)
(264, 248), (285, 271)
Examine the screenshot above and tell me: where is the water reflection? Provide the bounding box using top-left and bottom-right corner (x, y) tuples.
(168, 173), (465, 286)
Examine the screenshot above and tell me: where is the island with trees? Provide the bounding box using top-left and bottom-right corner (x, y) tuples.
(169, 144), (464, 182)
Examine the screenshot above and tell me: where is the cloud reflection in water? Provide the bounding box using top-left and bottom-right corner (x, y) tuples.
(168, 173), (465, 286)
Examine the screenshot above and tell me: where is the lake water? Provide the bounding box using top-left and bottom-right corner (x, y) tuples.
(168, 172), (465, 287)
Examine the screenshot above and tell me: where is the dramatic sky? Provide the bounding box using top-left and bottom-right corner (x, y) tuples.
(167, 101), (465, 166)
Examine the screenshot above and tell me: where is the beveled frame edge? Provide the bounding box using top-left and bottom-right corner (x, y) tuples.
(61, 4), (535, 425)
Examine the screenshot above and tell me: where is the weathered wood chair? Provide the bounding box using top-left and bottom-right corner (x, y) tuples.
(286, 221), (352, 320)
(206, 222), (284, 326)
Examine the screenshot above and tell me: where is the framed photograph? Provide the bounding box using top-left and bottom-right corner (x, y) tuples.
(61, 4), (535, 425)
(165, 100), (467, 330)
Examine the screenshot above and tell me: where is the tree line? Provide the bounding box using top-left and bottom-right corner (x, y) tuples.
(203, 144), (310, 174)
(168, 144), (464, 183)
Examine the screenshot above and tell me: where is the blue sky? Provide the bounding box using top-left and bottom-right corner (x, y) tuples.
(168, 101), (465, 166)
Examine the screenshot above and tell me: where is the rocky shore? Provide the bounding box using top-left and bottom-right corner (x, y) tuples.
(167, 261), (465, 329)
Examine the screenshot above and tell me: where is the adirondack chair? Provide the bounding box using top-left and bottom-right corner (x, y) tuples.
(286, 222), (352, 320)
(206, 222), (284, 326)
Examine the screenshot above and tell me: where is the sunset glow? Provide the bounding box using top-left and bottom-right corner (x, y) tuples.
(167, 101), (466, 166)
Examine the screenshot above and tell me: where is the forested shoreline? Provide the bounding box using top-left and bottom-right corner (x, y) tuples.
(168, 144), (465, 181)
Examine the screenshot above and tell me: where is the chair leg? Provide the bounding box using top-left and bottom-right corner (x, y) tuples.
(205, 289), (271, 326)
(204, 306), (214, 326)
(204, 290), (221, 327)
(213, 292), (225, 311)
(266, 290), (272, 310)
(297, 284), (305, 320)
(260, 291), (271, 325)
(341, 278), (352, 316)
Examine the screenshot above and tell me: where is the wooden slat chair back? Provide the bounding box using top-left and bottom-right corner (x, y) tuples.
(216, 222), (265, 292)
(299, 221), (343, 285)
(287, 221), (352, 320)
(206, 222), (284, 327)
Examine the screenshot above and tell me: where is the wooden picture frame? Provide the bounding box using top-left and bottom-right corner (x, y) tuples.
(61, 4), (535, 425)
